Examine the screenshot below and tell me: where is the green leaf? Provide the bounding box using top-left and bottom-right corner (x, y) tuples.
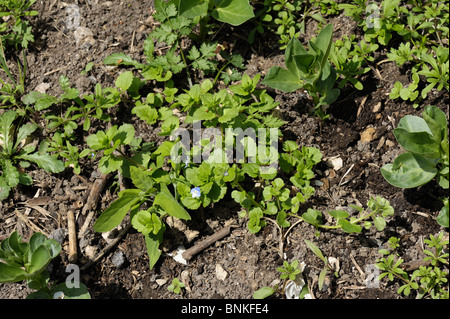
(253, 287), (276, 299)
(175, 0), (208, 19)
(338, 219), (362, 233)
(130, 166), (154, 192)
(94, 189), (143, 232)
(3, 160), (19, 187)
(22, 91), (58, 111)
(393, 128), (440, 157)
(154, 184), (191, 220)
(103, 53), (145, 69)
(115, 71), (134, 91)
(144, 224), (165, 269)
(318, 267), (328, 291)
(304, 239), (326, 263)
(0, 263), (28, 283)
(397, 115), (432, 135)
(328, 210), (349, 220)
(423, 105), (447, 143)
(381, 153), (438, 188)
(436, 203), (449, 228)
(17, 153), (65, 173)
(28, 245), (51, 274)
(14, 123), (37, 150)
(262, 67), (302, 92)
(373, 216), (387, 231)
(211, 0), (254, 26)
(302, 208), (323, 227)
(131, 210), (162, 236)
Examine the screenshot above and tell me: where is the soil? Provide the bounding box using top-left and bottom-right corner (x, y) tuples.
(0, 0), (448, 300)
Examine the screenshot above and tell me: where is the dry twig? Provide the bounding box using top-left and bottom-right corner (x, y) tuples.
(182, 225), (232, 261)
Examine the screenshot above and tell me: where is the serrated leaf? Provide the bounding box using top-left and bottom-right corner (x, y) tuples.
(103, 53), (145, 68)
(22, 91), (58, 111)
(130, 166), (154, 192)
(18, 153), (65, 173)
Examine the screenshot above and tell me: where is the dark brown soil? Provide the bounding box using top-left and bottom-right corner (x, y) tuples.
(1, 0), (448, 300)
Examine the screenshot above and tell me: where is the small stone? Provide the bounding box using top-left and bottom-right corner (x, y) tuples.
(49, 228), (67, 244)
(35, 82), (50, 93)
(84, 245), (97, 260)
(111, 250), (126, 269)
(73, 26), (96, 48)
(326, 156), (343, 171)
(156, 279), (168, 286)
(360, 127), (376, 143)
(372, 102), (382, 113)
(215, 264), (228, 281)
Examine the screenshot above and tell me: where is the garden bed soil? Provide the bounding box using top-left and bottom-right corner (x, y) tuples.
(0, 0), (448, 299)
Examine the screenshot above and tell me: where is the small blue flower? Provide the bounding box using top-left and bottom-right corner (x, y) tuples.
(191, 187), (201, 198)
(224, 171), (229, 176)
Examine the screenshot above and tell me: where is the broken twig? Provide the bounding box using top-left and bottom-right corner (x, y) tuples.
(78, 173), (110, 239)
(67, 209), (78, 263)
(182, 226), (232, 261)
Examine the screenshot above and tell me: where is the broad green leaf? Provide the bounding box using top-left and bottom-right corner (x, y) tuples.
(145, 224), (165, 269)
(328, 210), (349, 219)
(0, 263), (28, 283)
(338, 219), (362, 233)
(132, 104), (159, 125)
(22, 91), (58, 111)
(381, 153), (437, 188)
(115, 71), (134, 91)
(423, 105), (447, 143)
(94, 189), (143, 232)
(130, 166), (154, 192)
(262, 67), (302, 92)
(312, 24), (333, 67)
(393, 128), (440, 157)
(302, 208), (323, 227)
(397, 115), (432, 135)
(154, 184), (191, 220)
(14, 123), (38, 150)
(175, 0), (208, 19)
(436, 203), (449, 228)
(18, 153), (65, 173)
(253, 287), (276, 299)
(285, 37), (308, 78)
(211, 0), (254, 26)
(28, 245), (51, 274)
(373, 216), (387, 231)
